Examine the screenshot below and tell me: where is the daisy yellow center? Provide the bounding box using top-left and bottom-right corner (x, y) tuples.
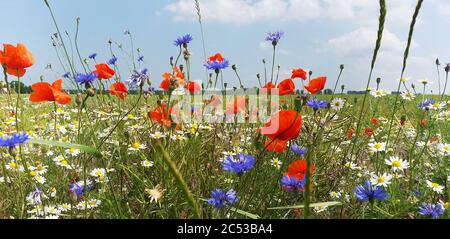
(392, 160), (401, 167)
(374, 143), (382, 149)
(431, 182), (440, 188)
(70, 148), (76, 153)
(132, 143), (141, 149)
(443, 146), (450, 151)
(377, 177), (385, 184)
(334, 102), (340, 106)
(10, 162), (17, 169)
(95, 171), (103, 176)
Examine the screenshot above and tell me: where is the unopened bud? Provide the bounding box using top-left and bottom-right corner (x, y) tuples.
(340, 64), (345, 70)
(75, 93), (82, 105)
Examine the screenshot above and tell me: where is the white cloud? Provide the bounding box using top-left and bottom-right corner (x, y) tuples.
(320, 27), (415, 56)
(164, 0), (417, 25)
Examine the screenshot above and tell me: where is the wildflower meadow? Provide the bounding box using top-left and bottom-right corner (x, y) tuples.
(0, 0), (449, 221)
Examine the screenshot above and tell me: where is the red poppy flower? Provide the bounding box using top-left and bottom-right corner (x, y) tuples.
(0, 43), (34, 77)
(285, 160), (315, 180)
(304, 76), (327, 95)
(364, 127), (373, 137)
(148, 104), (178, 128)
(284, 160), (315, 189)
(347, 128), (355, 140)
(291, 68), (307, 81)
(262, 81), (276, 94)
(185, 81), (201, 93)
(370, 117), (379, 125)
(261, 110), (302, 141)
(265, 139), (288, 153)
(93, 63), (115, 79)
(109, 82), (128, 100)
(277, 78), (295, 96)
(226, 96), (246, 115)
(160, 67), (185, 91)
(208, 53), (224, 62)
(29, 79), (71, 105)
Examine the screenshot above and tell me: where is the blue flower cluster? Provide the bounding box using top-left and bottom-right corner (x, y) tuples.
(74, 72), (98, 85)
(290, 144), (307, 156)
(265, 31), (284, 44)
(108, 56), (118, 65)
(222, 154), (255, 175)
(0, 132), (30, 147)
(127, 68), (148, 88)
(418, 203), (445, 218)
(69, 180), (93, 197)
(88, 53), (97, 60)
(207, 189), (238, 209)
(354, 181), (389, 202)
(281, 175), (305, 192)
(174, 34), (193, 47)
(418, 99), (435, 110)
(306, 98), (328, 110)
(204, 59), (229, 71)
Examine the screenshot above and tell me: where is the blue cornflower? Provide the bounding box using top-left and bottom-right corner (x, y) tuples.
(107, 56), (118, 65)
(174, 34), (193, 47)
(127, 68), (148, 88)
(74, 72), (98, 85)
(354, 180), (389, 202)
(281, 175), (305, 192)
(290, 144), (307, 156)
(418, 203), (445, 218)
(0, 132), (29, 147)
(138, 55), (144, 62)
(265, 31), (284, 45)
(306, 98), (328, 110)
(88, 53), (97, 60)
(418, 99), (435, 110)
(69, 180), (93, 197)
(204, 60), (229, 71)
(62, 72), (70, 78)
(207, 189), (238, 209)
(222, 154), (255, 175)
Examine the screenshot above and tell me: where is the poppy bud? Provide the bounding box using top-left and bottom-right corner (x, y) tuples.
(376, 77), (381, 84)
(75, 93), (82, 106)
(445, 64), (450, 73)
(411, 84), (415, 89)
(400, 115), (406, 126)
(256, 73), (261, 79)
(8, 146), (17, 157)
(309, 71), (313, 76)
(179, 64), (184, 72)
(295, 95), (302, 112)
(224, 83), (228, 89)
(341, 85), (345, 91)
(420, 119), (427, 127)
(262, 59), (266, 64)
(215, 69), (220, 74)
(436, 58), (440, 66)
(108, 39), (112, 44)
(232, 64), (237, 71)
(87, 88), (96, 97)
(170, 56), (174, 66)
(340, 64), (345, 70)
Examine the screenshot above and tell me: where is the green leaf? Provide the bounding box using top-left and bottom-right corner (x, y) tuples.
(267, 201), (342, 210)
(230, 207), (261, 219)
(28, 138), (102, 158)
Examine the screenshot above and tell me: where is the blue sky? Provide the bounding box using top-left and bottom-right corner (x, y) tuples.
(1, 0), (450, 93)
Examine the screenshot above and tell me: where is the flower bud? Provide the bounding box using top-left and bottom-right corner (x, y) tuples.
(8, 146), (17, 157)
(75, 93), (82, 106)
(340, 64), (345, 70)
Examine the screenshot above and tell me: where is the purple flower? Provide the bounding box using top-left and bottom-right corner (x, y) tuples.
(281, 175), (305, 192)
(69, 180), (93, 197)
(174, 34), (193, 47)
(138, 55), (144, 62)
(204, 60), (229, 71)
(74, 72), (98, 85)
(418, 203), (445, 218)
(418, 99), (435, 110)
(0, 132), (29, 147)
(290, 144), (307, 156)
(127, 68), (148, 88)
(207, 189), (238, 209)
(107, 56), (118, 65)
(354, 181), (389, 202)
(62, 72), (70, 78)
(306, 98), (328, 110)
(265, 31), (284, 45)
(88, 53), (97, 60)
(222, 154), (255, 175)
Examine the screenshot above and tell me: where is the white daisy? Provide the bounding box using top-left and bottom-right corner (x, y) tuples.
(128, 142), (146, 151)
(270, 158), (283, 169)
(368, 142), (386, 153)
(385, 156), (409, 172)
(426, 180), (444, 194)
(401, 91), (415, 101)
(370, 173), (392, 187)
(141, 160), (154, 168)
(330, 98), (345, 110)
